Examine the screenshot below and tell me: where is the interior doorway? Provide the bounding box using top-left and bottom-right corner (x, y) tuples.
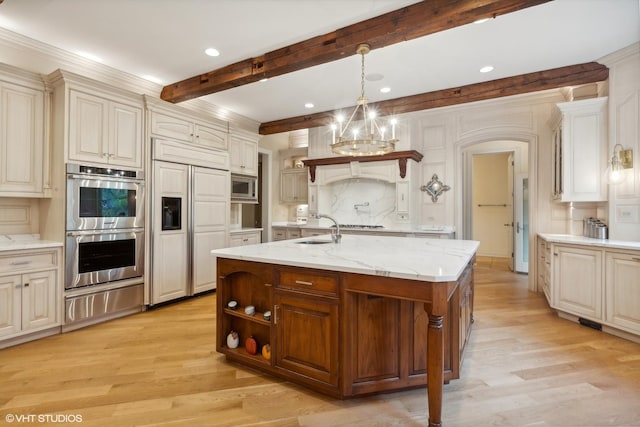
(464, 140), (529, 275)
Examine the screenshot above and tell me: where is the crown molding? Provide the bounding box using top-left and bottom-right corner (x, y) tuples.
(0, 27), (260, 133)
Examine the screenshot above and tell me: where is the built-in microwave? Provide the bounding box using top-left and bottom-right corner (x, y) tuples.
(231, 173), (258, 203)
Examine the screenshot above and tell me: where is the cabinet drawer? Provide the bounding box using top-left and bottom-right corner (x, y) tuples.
(0, 250), (58, 274)
(278, 269), (338, 295)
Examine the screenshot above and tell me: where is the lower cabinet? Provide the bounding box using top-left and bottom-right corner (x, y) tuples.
(606, 251), (640, 335)
(539, 236), (640, 338)
(553, 245), (603, 319)
(0, 247), (61, 345)
(216, 257), (473, 398)
(229, 230), (261, 247)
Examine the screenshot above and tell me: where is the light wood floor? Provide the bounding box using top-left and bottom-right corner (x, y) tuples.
(1, 264), (640, 426)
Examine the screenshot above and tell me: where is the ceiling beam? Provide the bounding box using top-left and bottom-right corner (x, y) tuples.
(160, 0), (552, 103)
(258, 62), (609, 135)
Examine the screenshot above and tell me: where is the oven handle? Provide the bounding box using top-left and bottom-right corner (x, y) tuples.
(67, 174), (145, 184)
(66, 228), (144, 237)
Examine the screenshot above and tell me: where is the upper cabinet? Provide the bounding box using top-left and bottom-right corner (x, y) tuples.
(49, 70), (144, 169)
(147, 96), (228, 151)
(68, 88), (143, 168)
(549, 97), (608, 202)
(0, 64), (48, 197)
(229, 128), (258, 176)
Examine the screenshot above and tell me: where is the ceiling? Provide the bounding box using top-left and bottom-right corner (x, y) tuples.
(0, 0), (638, 126)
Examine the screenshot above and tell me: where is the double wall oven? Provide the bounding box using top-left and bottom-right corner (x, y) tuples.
(64, 164), (145, 329)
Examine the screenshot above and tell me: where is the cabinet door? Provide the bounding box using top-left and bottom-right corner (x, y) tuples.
(0, 82), (44, 196)
(275, 292), (339, 387)
(150, 111), (194, 142)
(280, 170), (307, 203)
(195, 122), (228, 151)
(152, 161), (189, 304)
(192, 167), (229, 293)
(0, 274), (21, 338)
(606, 252), (640, 334)
(109, 101), (143, 168)
(553, 245), (603, 319)
(68, 89), (109, 164)
(22, 270), (57, 331)
(230, 136), (258, 175)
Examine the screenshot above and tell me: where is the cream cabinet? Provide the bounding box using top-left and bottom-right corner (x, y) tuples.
(229, 130), (258, 176)
(272, 227), (288, 241)
(280, 168), (308, 204)
(605, 251), (640, 335)
(68, 88), (143, 168)
(49, 70), (144, 169)
(229, 230), (261, 247)
(0, 247), (61, 345)
(549, 97), (608, 202)
(0, 65), (47, 197)
(553, 244), (603, 320)
(537, 237), (552, 304)
(150, 109), (228, 151)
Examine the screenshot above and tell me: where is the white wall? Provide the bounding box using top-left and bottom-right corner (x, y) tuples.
(603, 44), (640, 241)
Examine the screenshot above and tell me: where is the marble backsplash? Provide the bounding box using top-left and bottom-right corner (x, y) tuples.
(316, 178), (397, 226)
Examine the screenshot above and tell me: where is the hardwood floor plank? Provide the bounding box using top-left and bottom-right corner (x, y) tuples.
(1, 266), (639, 426)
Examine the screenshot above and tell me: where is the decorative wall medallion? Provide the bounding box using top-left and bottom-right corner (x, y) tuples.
(420, 174), (451, 203)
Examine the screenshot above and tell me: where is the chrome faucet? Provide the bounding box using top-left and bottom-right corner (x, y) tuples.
(318, 214), (341, 243)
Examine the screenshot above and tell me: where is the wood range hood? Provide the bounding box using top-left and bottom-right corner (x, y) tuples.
(302, 150), (423, 183)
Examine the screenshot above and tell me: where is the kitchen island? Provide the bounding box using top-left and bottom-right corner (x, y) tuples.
(212, 234), (479, 427)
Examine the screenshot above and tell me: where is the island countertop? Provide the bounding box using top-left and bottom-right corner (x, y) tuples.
(212, 234), (479, 282)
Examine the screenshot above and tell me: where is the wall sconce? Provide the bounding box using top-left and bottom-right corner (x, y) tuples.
(607, 144), (633, 185)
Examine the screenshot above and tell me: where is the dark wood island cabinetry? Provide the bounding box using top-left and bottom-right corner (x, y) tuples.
(213, 235), (478, 427)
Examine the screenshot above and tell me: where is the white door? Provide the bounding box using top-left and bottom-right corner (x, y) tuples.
(152, 161), (189, 304)
(192, 166), (229, 293)
(515, 174), (529, 273)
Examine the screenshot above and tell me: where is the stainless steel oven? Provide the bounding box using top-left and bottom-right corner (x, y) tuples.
(65, 228), (144, 290)
(64, 163), (146, 330)
(66, 163), (144, 230)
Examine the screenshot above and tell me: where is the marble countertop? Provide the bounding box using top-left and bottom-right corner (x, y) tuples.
(0, 234), (63, 252)
(538, 233), (640, 251)
(271, 222), (455, 234)
(212, 234), (478, 282)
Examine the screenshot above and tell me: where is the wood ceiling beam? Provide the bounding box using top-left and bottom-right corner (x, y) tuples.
(258, 62), (609, 135)
(160, 0), (552, 103)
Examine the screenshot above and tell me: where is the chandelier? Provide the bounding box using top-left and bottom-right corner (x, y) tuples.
(330, 43), (397, 156)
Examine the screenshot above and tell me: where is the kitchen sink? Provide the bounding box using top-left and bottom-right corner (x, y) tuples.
(295, 239), (334, 245)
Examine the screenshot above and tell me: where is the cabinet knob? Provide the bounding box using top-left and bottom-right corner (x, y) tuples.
(24, 283), (29, 287)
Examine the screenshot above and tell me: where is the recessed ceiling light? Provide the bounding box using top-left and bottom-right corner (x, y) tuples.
(259, 78), (269, 82)
(480, 65), (494, 73)
(474, 18), (490, 24)
(205, 48), (220, 57)
(305, 103), (314, 109)
(380, 87), (391, 93)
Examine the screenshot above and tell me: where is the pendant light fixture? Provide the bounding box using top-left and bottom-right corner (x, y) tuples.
(330, 43), (397, 156)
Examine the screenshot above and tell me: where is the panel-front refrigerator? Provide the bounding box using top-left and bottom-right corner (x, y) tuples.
(150, 159), (229, 305)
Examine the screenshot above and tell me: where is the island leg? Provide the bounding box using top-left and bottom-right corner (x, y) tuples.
(425, 302), (444, 427)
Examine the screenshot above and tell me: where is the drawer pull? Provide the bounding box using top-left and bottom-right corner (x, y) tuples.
(11, 260), (32, 266)
(294, 280), (313, 286)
